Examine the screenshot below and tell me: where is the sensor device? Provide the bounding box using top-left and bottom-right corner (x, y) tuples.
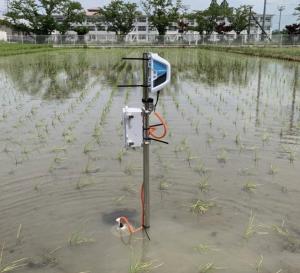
(123, 106), (143, 148)
(149, 53), (171, 93)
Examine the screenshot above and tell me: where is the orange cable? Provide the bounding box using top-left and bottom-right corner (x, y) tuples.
(118, 183), (144, 234)
(148, 112), (168, 140)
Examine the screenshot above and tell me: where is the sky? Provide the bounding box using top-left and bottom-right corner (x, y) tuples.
(80, 0), (299, 30)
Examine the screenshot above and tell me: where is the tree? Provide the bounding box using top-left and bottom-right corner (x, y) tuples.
(229, 5), (250, 35)
(295, 4), (300, 21)
(220, 0), (233, 19)
(4, 0), (85, 35)
(215, 22), (233, 34)
(177, 19), (188, 33)
(142, 0), (182, 36)
(285, 24), (300, 34)
(101, 0), (138, 35)
(188, 11), (210, 34)
(74, 26), (89, 35)
(204, 0), (221, 33)
(57, 1), (86, 34)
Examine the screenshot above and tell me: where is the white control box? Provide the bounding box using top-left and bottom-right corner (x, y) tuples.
(123, 106), (143, 148)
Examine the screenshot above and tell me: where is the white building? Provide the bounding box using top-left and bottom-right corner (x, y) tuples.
(79, 8), (273, 42)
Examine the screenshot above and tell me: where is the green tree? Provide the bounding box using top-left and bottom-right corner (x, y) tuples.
(295, 4), (300, 21)
(204, 0), (221, 33)
(220, 0), (233, 19)
(4, 0), (85, 35)
(188, 11), (210, 34)
(101, 0), (138, 35)
(230, 5), (251, 34)
(57, 1), (86, 34)
(142, 0), (182, 36)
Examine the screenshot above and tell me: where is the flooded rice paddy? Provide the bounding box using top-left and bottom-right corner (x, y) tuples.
(0, 48), (300, 273)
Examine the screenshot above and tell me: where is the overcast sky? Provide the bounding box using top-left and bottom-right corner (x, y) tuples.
(81, 0), (299, 30)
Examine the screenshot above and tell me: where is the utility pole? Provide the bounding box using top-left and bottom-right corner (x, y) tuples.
(262, 0), (267, 38)
(247, 6), (253, 36)
(278, 5), (285, 31)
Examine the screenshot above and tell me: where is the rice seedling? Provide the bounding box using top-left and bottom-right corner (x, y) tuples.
(83, 141), (95, 154)
(0, 258), (28, 273)
(68, 231), (95, 246)
(220, 129), (227, 138)
(2, 112), (7, 120)
(208, 117), (213, 127)
(254, 255), (263, 273)
(129, 259), (162, 273)
(268, 164), (278, 175)
(198, 263), (222, 273)
(64, 133), (76, 144)
(124, 165), (135, 175)
(235, 134), (241, 145)
(253, 149), (260, 163)
(84, 159), (100, 174)
(16, 224), (22, 244)
(116, 149), (126, 162)
(113, 195), (126, 205)
(122, 183), (137, 195)
(0, 243), (28, 273)
(189, 199), (215, 215)
(3, 146), (12, 154)
(238, 168), (256, 176)
(198, 177), (210, 192)
(193, 244), (220, 254)
(272, 220), (289, 237)
(51, 146), (67, 153)
(261, 132), (270, 144)
(54, 156), (67, 164)
(194, 162), (210, 175)
(242, 182), (259, 193)
(206, 134), (214, 145)
(217, 149), (227, 163)
(244, 211), (268, 239)
(159, 180), (169, 191)
(185, 151), (198, 167)
(14, 155), (23, 166)
(288, 151), (296, 163)
(76, 177), (95, 190)
(30, 106), (37, 116)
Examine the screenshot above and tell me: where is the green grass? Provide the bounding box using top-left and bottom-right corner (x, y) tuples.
(2, 43), (299, 63)
(0, 43), (58, 57)
(201, 45), (300, 62)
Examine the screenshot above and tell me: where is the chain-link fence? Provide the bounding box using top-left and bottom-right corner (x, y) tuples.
(3, 33), (300, 46)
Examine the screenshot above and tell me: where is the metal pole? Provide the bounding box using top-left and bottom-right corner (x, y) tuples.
(247, 6), (252, 37)
(262, 0), (267, 38)
(278, 6), (285, 32)
(142, 52), (151, 229)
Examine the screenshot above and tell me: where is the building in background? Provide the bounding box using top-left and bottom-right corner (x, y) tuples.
(76, 8), (273, 42)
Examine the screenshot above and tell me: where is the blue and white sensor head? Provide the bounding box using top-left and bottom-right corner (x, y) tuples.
(149, 53), (171, 93)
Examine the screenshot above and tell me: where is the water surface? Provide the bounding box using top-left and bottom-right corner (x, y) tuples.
(0, 48), (300, 273)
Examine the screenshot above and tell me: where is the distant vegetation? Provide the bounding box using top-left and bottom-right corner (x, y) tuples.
(202, 46), (300, 62)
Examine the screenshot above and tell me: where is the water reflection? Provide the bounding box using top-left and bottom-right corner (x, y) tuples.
(0, 51), (127, 100)
(290, 65), (299, 131)
(255, 60), (262, 127)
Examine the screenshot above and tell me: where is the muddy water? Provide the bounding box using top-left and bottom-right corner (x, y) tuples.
(0, 49), (300, 273)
